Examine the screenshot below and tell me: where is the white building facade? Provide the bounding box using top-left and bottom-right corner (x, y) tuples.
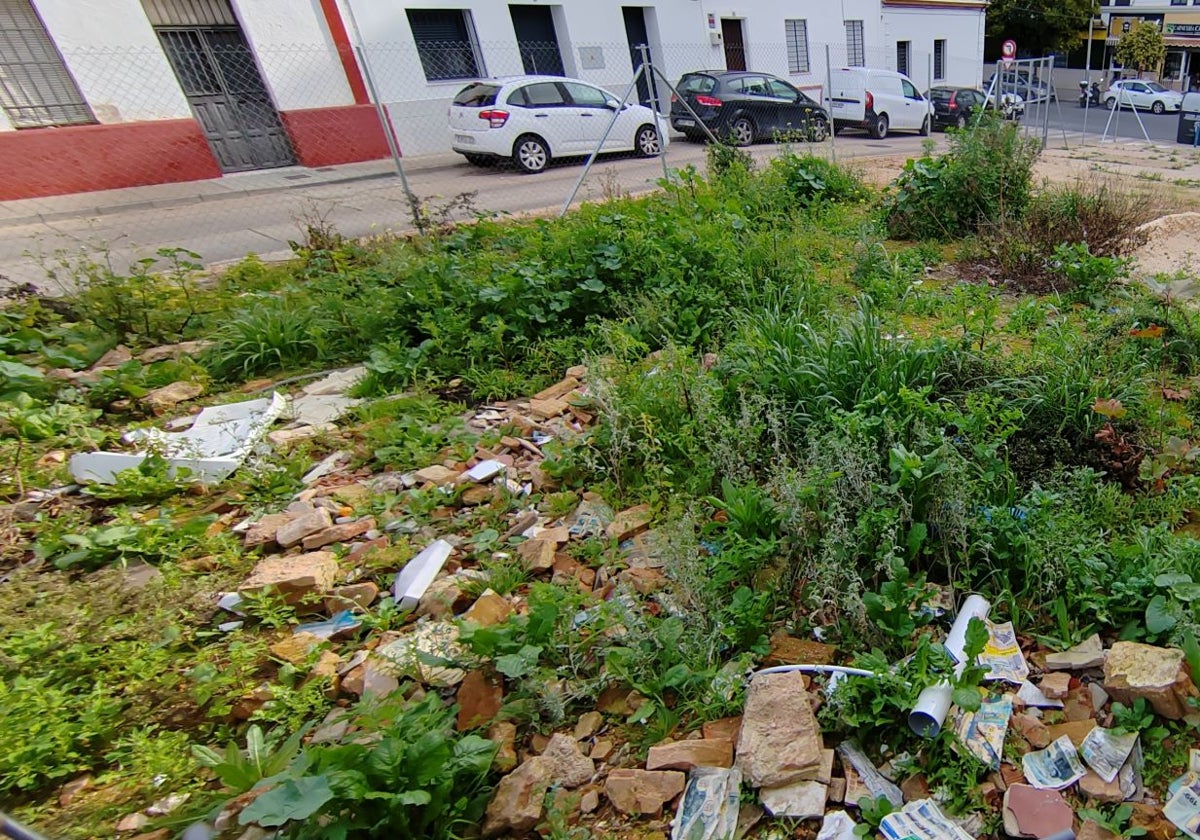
(0, 0), (985, 199)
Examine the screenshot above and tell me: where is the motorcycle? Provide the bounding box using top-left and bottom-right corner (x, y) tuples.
(1078, 79), (1101, 108)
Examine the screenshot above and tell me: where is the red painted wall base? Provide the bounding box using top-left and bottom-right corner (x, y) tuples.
(279, 105), (392, 167)
(0, 119), (221, 201)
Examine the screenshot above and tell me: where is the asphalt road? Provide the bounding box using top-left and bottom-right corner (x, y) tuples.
(1042, 99), (1186, 144)
(0, 132), (940, 291)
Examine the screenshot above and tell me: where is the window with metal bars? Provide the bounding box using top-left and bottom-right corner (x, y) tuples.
(0, 0), (93, 127)
(897, 40), (910, 77)
(845, 20), (864, 67)
(407, 9), (484, 82)
(784, 19), (810, 74)
(934, 39), (946, 81)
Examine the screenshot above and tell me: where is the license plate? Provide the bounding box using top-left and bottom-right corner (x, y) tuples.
(675, 118), (695, 127)
(454, 134), (474, 145)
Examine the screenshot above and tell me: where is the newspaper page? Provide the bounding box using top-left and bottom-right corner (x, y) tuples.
(1023, 735), (1087, 790)
(671, 767), (741, 840)
(1080, 727), (1139, 784)
(879, 799), (975, 840)
(1165, 774), (1200, 840)
(954, 694), (1012, 769)
(980, 620), (1029, 683)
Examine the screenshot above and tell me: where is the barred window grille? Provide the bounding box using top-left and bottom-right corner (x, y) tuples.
(0, 0), (94, 128)
(784, 19), (809, 74)
(407, 9), (484, 82)
(934, 39), (946, 80)
(896, 40), (910, 76)
(845, 20), (865, 67)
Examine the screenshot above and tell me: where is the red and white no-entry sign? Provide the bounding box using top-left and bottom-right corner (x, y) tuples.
(1001, 39), (1017, 68)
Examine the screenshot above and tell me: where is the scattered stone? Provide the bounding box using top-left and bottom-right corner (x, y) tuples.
(1039, 672), (1072, 700)
(542, 733), (595, 788)
(517, 538), (557, 571)
(483, 756), (554, 836)
(94, 345), (133, 369)
(574, 710), (603, 740)
(759, 780), (827, 818)
(1046, 634), (1106, 670)
(238, 551), (338, 604)
(415, 464), (460, 486)
(580, 788), (600, 813)
(1079, 770), (1126, 803)
(269, 632), (323, 665)
(828, 777), (846, 803)
(59, 775), (92, 807)
(619, 567), (667, 595)
(311, 708), (351, 744)
(1063, 687), (1096, 722)
(275, 507), (333, 549)
(463, 590), (514, 627)
(1090, 682), (1110, 712)
(457, 670), (504, 731)
(267, 424), (336, 448)
(129, 831), (171, 840)
(529, 397), (569, 419)
(606, 503), (654, 542)
(1011, 713), (1052, 749)
(301, 517), (376, 550)
(1045, 719), (1096, 749)
(1104, 641), (1199, 720)
(763, 631), (838, 667)
(243, 512), (292, 548)
(900, 774), (930, 802)
(817, 749), (835, 785)
(415, 575), (467, 619)
(301, 450), (349, 485)
(488, 721), (519, 772)
(533, 376), (581, 402)
(1078, 820), (1120, 840)
(737, 672), (823, 788)
(460, 484), (494, 506)
(1130, 802), (1176, 840)
(1002, 785), (1073, 839)
(604, 769), (686, 816)
(121, 563), (162, 591)
(590, 739), (614, 761)
(146, 792), (189, 816)
(324, 582), (379, 614)
(646, 739), (733, 771)
(116, 813), (150, 832)
(143, 380), (204, 414)
(702, 716), (742, 744)
(139, 340), (212, 363)
(568, 498), (613, 538)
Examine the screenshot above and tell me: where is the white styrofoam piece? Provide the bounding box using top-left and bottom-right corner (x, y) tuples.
(465, 459), (505, 482)
(393, 539), (453, 612)
(70, 392), (288, 484)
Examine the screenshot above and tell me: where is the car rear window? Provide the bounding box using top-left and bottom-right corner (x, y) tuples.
(453, 83), (500, 107)
(678, 74), (717, 95)
(929, 89), (953, 103)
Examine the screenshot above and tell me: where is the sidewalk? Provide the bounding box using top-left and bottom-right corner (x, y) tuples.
(0, 153), (465, 229)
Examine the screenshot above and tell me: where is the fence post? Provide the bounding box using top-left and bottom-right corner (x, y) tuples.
(639, 44), (671, 183)
(1082, 17), (1094, 146)
(825, 45), (836, 164)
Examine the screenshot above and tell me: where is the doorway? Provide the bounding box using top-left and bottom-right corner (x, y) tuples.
(722, 19), (746, 71)
(622, 6), (653, 106)
(144, 0), (295, 173)
(510, 5), (565, 76)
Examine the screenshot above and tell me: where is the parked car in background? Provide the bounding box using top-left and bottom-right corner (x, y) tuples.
(448, 75), (669, 173)
(927, 86), (1024, 129)
(1105, 80), (1184, 114)
(669, 70), (830, 144)
(828, 67), (932, 138)
(985, 70), (1056, 104)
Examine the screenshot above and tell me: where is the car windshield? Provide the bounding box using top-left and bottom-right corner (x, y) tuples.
(453, 83), (500, 107)
(678, 74), (717, 95)
(1145, 82), (1169, 93)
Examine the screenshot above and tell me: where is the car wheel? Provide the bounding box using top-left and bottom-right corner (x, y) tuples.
(808, 116), (829, 143)
(1152, 100), (1166, 115)
(955, 113), (967, 131)
(1106, 97), (1117, 111)
(513, 134), (549, 174)
(635, 124), (661, 157)
(463, 154), (492, 167)
(919, 116), (931, 137)
(728, 116), (755, 146)
(869, 113), (889, 139)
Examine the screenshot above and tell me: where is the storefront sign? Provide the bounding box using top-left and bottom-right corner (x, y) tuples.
(1165, 22), (1200, 38)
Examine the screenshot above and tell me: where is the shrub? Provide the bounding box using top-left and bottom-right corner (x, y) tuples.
(769, 152), (868, 206)
(203, 296), (327, 379)
(883, 116), (1040, 240)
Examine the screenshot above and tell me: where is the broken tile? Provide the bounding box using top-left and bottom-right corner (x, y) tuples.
(606, 503), (653, 542)
(604, 769), (685, 816)
(646, 739), (733, 771)
(1045, 634), (1106, 671)
(1002, 785), (1073, 839)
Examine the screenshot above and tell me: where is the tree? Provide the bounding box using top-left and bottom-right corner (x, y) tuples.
(1114, 21), (1166, 78)
(986, 0), (1095, 56)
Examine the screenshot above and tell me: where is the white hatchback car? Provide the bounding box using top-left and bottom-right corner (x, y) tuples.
(448, 75), (669, 173)
(1105, 80), (1184, 114)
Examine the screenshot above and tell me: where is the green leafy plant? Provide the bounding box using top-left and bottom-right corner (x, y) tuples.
(1078, 803), (1148, 839)
(193, 724), (310, 795)
(854, 794), (895, 837)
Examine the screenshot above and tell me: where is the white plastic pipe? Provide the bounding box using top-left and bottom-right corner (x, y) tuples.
(908, 594), (991, 737)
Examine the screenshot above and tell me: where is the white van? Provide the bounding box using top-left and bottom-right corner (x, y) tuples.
(828, 68), (932, 138)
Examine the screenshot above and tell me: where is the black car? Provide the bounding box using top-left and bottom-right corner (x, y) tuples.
(928, 86), (988, 130)
(670, 71), (830, 145)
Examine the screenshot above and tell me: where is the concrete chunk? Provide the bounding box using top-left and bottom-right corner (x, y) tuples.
(737, 671), (823, 788)
(275, 506), (332, 549)
(1103, 641), (1199, 720)
(1046, 634), (1106, 671)
(239, 551), (338, 604)
(604, 769), (685, 816)
(646, 739), (733, 771)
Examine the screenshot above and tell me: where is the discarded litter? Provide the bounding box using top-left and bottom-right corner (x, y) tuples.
(815, 810), (858, 840)
(879, 798), (974, 840)
(1080, 726), (1138, 784)
(465, 459), (506, 482)
(670, 767), (741, 840)
(980, 620), (1029, 683)
(953, 694), (1011, 769)
(1016, 680), (1064, 709)
(393, 539), (453, 612)
(1022, 735), (1087, 790)
(70, 393), (288, 484)
(293, 610), (361, 640)
(910, 594), (990, 737)
(836, 741), (903, 809)
(1165, 773), (1200, 839)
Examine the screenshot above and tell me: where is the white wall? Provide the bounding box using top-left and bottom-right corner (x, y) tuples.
(27, 0), (192, 126)
(233, 0), (354, 111)
(882, 7), (985, 88)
